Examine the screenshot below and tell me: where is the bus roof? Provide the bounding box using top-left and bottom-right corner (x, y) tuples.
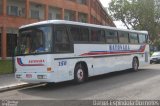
(20, 20), (148, 34)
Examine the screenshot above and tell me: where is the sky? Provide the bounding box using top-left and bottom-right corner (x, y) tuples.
(99, 0), (111, 7)
(99, 0), (127, 29)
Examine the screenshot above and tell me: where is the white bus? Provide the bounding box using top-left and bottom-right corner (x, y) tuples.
(15, 20), (150, 83)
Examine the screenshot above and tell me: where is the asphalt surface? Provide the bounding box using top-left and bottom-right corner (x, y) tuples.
(0, 64), (160, 101)
(0, 74), (28, 92)
(0, 74), (23, 87)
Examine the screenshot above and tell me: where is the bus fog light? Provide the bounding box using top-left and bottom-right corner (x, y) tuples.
(16, 74), (22, 78)
(37, 75), (47, 79)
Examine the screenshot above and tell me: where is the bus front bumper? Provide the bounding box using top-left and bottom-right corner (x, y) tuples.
(15, 72), (55, 83)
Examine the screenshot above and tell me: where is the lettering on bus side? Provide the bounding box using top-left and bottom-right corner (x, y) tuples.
(58, 61), (67, 66)
(109, 44), (130, 51)
(29, 59), (45, 63)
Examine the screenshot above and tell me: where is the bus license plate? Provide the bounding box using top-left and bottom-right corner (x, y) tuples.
(26, 74), (32, 78)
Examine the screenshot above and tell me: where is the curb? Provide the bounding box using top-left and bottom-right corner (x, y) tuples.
(0, 83), (34, 93)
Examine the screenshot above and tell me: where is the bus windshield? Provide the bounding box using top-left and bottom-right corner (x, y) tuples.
(16, 26), (52, 55)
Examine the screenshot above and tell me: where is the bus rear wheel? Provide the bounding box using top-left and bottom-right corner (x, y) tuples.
(74, 64), (87, 83)
(132, 57), (139, 71)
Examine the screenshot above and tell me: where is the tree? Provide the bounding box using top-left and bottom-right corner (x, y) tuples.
(108, 0), (160, 45)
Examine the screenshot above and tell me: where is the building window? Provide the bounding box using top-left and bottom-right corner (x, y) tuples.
(78, 12), (88, 23)
(30, 3), (45, 20)
(7, 5), (18, 16)
(7, 0), (25, 17)
(19, 8), (25, 17)
(91, 15), (97, 24)
(94, 17), (97, 24)
(31, 9), (39, 19)
(64, 10), (75, 21)
(76, 0), (87, 5)
(49, 7), (61, 20)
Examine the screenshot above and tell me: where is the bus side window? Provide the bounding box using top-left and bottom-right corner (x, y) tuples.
(55, 30), (63, 42)
(55, 26), (72, 53)
(129, 33), (138, 44)
(106, 30), (118, 43)
(79, 27), (89, 42)
(91, 28), (105, 43)
(118, 31), (129, 44)
(99, 30), (105, 43)
(91, 29), (98, 41)
(139, 34), (146, 44)
(70, 26), (80, 42)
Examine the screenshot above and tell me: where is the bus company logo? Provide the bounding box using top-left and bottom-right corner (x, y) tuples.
(17, 58), (45, 66)
(109, 44), (130, 51)
(29, 59), (45, 64)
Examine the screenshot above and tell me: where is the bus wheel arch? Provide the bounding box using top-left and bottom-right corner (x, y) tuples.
(74, 61), (88, 83)
(132, 56), (139, 71)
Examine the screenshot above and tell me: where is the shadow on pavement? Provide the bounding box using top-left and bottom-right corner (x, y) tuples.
(18, 68), (159, 100)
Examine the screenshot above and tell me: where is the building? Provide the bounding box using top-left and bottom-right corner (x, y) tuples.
(0, 0), (115, 60)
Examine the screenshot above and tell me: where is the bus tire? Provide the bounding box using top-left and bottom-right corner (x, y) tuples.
(132, 57), (139, 71)
(74, 64), (87, 83)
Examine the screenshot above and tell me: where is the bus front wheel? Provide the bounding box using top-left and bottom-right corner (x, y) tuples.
(74, 64), (87, 83)
(132, 57), (139, 71)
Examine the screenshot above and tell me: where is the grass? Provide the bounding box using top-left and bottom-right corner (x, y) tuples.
(0, 60), (13, 75)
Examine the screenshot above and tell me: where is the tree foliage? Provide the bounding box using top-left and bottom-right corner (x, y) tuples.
(108, 0), (160, 45)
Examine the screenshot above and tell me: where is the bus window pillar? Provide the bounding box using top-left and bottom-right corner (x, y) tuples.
(1, 26), (7, 60)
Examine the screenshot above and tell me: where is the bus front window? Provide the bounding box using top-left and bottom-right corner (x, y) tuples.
(16, 26), (52, 55)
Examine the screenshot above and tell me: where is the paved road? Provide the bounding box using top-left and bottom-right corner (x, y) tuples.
(0, 74), (26, 89)
(0, 64), (160, 100)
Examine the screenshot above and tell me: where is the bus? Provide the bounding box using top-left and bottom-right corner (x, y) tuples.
(15, 20), (150, 83)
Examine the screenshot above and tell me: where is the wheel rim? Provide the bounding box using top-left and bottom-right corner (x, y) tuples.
(77, 69), (84, 81)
